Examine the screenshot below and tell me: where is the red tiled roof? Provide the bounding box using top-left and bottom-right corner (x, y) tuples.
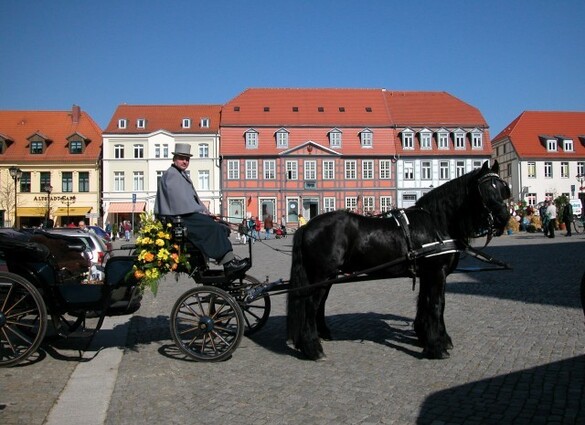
(0, 106), (102, 163)
(492, 111), (585, 158)
(221, 88), (390, 127)
(103, 104), (221, 134)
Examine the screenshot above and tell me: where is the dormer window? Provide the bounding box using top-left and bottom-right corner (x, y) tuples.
(329, 128), (342, 148)
(360, 129), (373, 147)
(453, 129), (466, 149)
(118, 119), (127, 129)
(275, 128), (289, 148)
(437, 128), (449, 149)
(182, 118), (191, 128)
(0, 140), (5, 154)
(245, 129), (258, 149)
(200, 118), (209, 128)
(547, 138), (557, 152)
(69, 140), (83, 154)
(419, 128), (432, 150)
(471, 129), (483, 149)
(560, 137), (574, 152)
(136, 118), (146, 129)
(30, 140), (44, 154)
(402, 129), (414, 150)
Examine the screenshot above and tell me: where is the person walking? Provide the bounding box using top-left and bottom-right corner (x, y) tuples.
(539, 202), (549, 237)
(563, 202), (574, 236)
(154, 143), (248, 275)
(546, 200), (557, 238)
(264, 214), (274, 239)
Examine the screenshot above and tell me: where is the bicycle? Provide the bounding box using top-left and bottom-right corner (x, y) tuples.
(572, 215), (584, 234)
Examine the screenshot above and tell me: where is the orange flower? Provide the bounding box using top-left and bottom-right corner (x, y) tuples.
(143, 252), (155, 262)
(134, 269), (145, 279)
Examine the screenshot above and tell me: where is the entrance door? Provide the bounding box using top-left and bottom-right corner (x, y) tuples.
(302, 198), (319, 220)
(228, 198), (245, 221)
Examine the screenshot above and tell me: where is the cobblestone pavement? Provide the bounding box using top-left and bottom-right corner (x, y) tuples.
(2, 231), (584, 424)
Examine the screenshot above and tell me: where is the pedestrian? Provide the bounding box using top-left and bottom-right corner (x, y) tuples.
(105, 221), (112, 239)
(539, 202), (549, 237)
(562, 202), (573, 236)
(123, 220), (132, 241)
(298, 214), (307, 227)
(239, 218), (248, 244)
(253, 216), (262, 241)
(280, 214), (287, 237)
(546, 200), (557, 238)
(154, 143), (248, 275)
(264, 214), (273, 239)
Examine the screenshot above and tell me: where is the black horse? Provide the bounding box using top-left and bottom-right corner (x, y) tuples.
(287, 160), (511, 360)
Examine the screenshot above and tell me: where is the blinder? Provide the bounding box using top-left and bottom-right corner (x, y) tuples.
(476, 172), (511, 239)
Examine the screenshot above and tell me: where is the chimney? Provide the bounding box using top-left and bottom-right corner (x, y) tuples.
(72, 104), (81, 123)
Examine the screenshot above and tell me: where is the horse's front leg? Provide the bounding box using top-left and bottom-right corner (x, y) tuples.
(316, 285), (332, 340)
(414, 266), (451, 359)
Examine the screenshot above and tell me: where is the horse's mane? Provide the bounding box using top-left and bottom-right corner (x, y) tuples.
(414, 167), (485, 241)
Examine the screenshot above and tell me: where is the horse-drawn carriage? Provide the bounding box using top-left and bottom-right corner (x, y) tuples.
(1, 161), (512, 366)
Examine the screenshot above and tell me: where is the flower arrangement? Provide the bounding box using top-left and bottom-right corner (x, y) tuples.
(132, 212), (190, 295)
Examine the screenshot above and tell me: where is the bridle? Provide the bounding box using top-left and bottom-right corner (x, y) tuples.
(476, 172), (511, 243)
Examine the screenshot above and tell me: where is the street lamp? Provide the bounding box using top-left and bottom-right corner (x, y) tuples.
(64, 197), (76, 225)
(8, 166), (22, 228)
(43, 184), (53, 228)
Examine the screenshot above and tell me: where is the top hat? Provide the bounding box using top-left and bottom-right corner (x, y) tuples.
(172, 143), (193, 157)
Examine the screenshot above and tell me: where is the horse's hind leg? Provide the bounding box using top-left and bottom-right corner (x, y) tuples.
(316, 285), (332, 340)
(414, 267), (451, 359)
(288, 289), (326, 360)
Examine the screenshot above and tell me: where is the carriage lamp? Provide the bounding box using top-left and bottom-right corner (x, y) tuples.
(8, 166), (22, 228)
(44, 184), (53, 228)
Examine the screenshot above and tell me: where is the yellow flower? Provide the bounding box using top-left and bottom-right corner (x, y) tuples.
(155, 238), (165, 247)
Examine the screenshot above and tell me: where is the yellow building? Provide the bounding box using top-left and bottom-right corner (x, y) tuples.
(0, 105), (102, 228)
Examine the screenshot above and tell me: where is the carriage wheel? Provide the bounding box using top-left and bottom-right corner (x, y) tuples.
(170, 285), (244, 362)
(0, 272), (48, 367)
(230, 275), (271, 336)
(573, 218), (584, 234)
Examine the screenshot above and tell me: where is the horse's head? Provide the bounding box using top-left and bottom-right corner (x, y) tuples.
(475, 161), (511, 237)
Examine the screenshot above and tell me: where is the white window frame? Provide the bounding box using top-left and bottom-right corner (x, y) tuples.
(360, 129), (373, 147)
(323, 160), (335, 180)
(304, 160), (317, 180)
(133, 171), (144, 191)
(363, 196), (375, 212)
(227, 160), (240, 180)
(198, 170), (210, 190)
(420, 129), (432, 150)
(286, 160), (298, 180)
(133, 144), (144, 159)
(114, 171), (125, 191)
(421, 161), (432, 180)
(471, 130), (483, 149)
(437, 130), (449, 149)
(345, 197), (358, 211)
(154, 144), (161, 158)
(118, 119), (127, 129)
(544, 161), (552, 178)
(362, 160), (374, 179)
(439, 161), (450, 180)
(402, 130), (414, 150)
(527, 162), (536, 178)
(137, 118), (146, 129)
(199, 144), (209, 158)
(577, 161), (585, 177)
(456, 160), (465, 177)
(329, 129), (342, 148)
(404, 161), (414, 180)
(245, 160), (258, 179)
(323, 197), (335, 212)
(182, 118), (191, 128)
(563, 139), (574, 152)
(454, 130), (466, 149)
(380, 196), (393, 212)
(561, 161), (569, 178)
(546, 139), (557, 152)
(380, 160), (391, 179)
(114, 144), (124, 159)
(200, 117), (209, 128)
(276, 129), (289, 148)
(264, 160), (276, 180)
(345, 160), (357, 179)
(245, 130), (258, 149)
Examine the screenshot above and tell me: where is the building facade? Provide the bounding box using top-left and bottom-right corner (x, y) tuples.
(0, 105), (102, 227)
(491, 111), (585, 208)
(102, 104), (222, 229)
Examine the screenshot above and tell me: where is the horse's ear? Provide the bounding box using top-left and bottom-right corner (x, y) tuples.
(481, 161), (490, 173)
(491, 160), (500, 174)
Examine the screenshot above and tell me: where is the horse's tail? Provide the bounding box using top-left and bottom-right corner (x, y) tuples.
(286, 225), (309, 346)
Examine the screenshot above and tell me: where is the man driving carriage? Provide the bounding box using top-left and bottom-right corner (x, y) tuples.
(154, 143), (249, 275)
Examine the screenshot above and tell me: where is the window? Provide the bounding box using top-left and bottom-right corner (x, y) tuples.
(245, 160), (258, 179)
(276, 129), (289, 148)
(62, 172), (73, 192)
(133, 171), (144, 191)
(30, 141), (44, 154)
(304, 160), (317, 180)
(345, 160), (357, 179)
(182, 118), (191, 128)
(162, 144), (169, 158)
(454, 130), (466, 149)
(114, 144), (124, 159)
(561, 162), (569, 178)
(323, 197), (335, 212)
(563, 138), (574, 151)
(199, 144), (209, 158)
(578, 162), (585, 177)
(198, 170), (210, 190)
(362, 160), (374, 179)
(200, 118), (209, 128)
(118, 119), (127, 129)
(69, 140), (83, 154)
(363, 196), (375, 213)
(360, 129), (373, 147)
(473, 160), (482, 169)
(20, 172), (31, 193)
(421, 161), (431, 180)
(264, 160), (276, 179)
(114, 171), (125, 191)
(323, 160), (335, 180)
(437, 130), (449, 149)
(329, 129), (342, 148)
(546, 139), (557, 151)
(404, 161), (414, 180)
(402, 130), (414, 149)
(285, 161), (298, 180)
(527, 162), (536, 178)
(40, 172), (51, 191)
(380, 196), (393, 212)
(440, 161), (450, 180)
(245, 130), (258, 148)
(345, 197), (358, 211)
(471, 130), (483, 149)
(420, 130), (432, 150)
(544, 161), (552, 178)
(134, 144), (144, 159)
(137, 118), (146, 129)
(78, 172), (89, 192)
(156, 170), (164, 186)
(154, 144), (161, 158)
(227, 160), (240, 180)
(380, 160), (391, 179)
(456, 161), (465, 177)
(526, 193), (536, 207)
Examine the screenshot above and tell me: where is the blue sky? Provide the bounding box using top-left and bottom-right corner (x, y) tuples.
(1, 1), (584, 137)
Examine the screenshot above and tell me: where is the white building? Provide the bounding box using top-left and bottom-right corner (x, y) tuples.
(102, 105), (222, 228)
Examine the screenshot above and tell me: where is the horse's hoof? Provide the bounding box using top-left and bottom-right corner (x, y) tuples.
(423, 347), (450, 360)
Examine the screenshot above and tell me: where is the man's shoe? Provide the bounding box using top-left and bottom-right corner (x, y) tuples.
(223, 258), (250, 275)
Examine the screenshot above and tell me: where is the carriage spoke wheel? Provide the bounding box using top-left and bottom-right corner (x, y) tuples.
(0, 272), (48, 367)
(170, 286), (244, 362)
(229, 275), (271, 336)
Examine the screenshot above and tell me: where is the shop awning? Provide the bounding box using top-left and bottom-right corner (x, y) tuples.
(18, 207), (47, 217)
(108, 202), (146, 213)
(54, 207), (92, 216)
